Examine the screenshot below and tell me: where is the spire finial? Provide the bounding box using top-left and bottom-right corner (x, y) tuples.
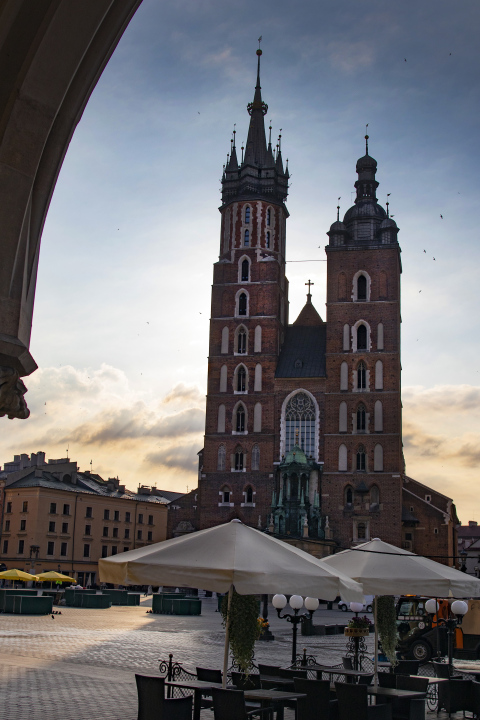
(256, 36), (263, 88)
(268, 122), (272, 146)
(305, 279), (314, 303)
(386, 193), (391, 218)
(278, 130), (282, 152)
(233, 123), (236, 149)
(365, 123), (369, 154)
(337, 196), (341, 221)
(241, 144), (244, 163)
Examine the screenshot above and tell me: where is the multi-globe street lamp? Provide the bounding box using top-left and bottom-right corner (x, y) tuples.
(425, 598), (468, 668)
(272, 594), (320, 664)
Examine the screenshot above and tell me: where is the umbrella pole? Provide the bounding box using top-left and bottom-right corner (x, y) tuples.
(222, 584), (234, 689)
(374, 595), (378, 689)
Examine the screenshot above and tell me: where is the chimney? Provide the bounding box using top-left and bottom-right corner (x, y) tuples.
(469, 521), (478, 527)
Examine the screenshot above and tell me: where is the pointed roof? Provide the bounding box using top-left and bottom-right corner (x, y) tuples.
(244, 50), (268, 167)
(293, 295), (323, 326)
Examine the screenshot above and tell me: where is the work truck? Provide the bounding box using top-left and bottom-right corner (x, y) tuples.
(395, 595), (480, 662)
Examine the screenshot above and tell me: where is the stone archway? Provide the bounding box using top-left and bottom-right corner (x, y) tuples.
(0, 0), (143, 418)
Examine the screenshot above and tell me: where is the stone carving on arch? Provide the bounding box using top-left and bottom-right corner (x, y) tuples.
(279, 388), (320, 461)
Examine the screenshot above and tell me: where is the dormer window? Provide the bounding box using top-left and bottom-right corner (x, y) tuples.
(245, 206), (251, 223)
(244, 229), (249, 247)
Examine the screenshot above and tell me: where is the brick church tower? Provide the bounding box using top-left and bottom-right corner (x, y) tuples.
(322, 136), (404, 547)
(196, 49), (290, 529)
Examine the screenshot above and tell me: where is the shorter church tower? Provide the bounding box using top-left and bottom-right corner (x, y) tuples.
(196, 50), (290, 530)
(322, 136), (404, 547)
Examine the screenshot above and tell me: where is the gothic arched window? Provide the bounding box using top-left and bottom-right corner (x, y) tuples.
(357, 274), (367, 301)
(357, 445), (366, 471)
(244, 229), (249, 247)
(245, 206), (251, 223)
(357, 324), (367, 350)
(356, 404), (366, 432)
(345, 486), (353, 505)
(267, 208), (271, 226)
(236, 405), (245, 433)
(251, 444), (260, 471)
(234, 450), (244, 471)
(237, 328), (247, 354)
(245, 486), (254, 503)
(266, 231), (270, 248)
(217, 445), (226, 471)
(357, 362), (366, 390)
(241, 259), (249, 282)
(285, 392), (316, 456)
(238, 293), (247, 316)
(221, 484), (232, 501)
(237, 366), (246, 392)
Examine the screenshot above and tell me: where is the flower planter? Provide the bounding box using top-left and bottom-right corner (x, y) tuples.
(344, 627), (370, 637)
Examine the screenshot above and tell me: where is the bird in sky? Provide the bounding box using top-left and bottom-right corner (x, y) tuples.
(423, 250), (426, 253)
(440, 214), (443, 219)
(433, 257), (436, 261)
(404, 58), (407, 62)
(419, 290), (422, 293)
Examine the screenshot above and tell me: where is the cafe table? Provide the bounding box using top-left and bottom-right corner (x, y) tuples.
(243, 688), (307, 720)
(165, 679), (227, 720)
(308, 664), (374, 683)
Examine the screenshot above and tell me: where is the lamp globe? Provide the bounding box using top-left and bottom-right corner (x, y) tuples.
(289, 595), (304, 610)
(350, 602), (364, 613)
(451, 600), (468, 616)
(425, 599), (439, 615)
(305, 597), (320, 612)
(272, 594), (287, 610)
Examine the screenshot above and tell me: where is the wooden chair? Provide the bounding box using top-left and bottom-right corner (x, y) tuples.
(335, 682), (392, 720)
(195, 666), (222, 710)
(135, 674), (165, 720)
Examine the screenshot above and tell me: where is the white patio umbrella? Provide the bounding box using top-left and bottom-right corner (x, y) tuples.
(99, 519), (364, 684)
(323, 538), (480, 682)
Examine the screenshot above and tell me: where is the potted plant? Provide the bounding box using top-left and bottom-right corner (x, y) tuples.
(344, 615), (372, 637)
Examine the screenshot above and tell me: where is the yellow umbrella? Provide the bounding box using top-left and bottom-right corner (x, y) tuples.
(0, 568), (38, 581)
(36, 571), (76, 583)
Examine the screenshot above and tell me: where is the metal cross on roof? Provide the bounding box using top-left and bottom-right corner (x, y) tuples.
(305, 279), (314, 294)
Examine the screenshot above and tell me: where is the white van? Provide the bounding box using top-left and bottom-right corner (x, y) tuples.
(338, 595), (374, 613)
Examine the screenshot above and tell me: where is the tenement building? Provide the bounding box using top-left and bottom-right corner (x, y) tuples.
(0, 452), (176, 585)
(166, 51), (458, 562)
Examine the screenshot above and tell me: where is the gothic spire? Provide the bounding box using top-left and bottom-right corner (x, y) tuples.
(244, 48), (269, 167)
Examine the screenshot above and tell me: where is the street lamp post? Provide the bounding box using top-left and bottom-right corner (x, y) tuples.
(425, 598), (468, 668)
(272, 594), (320, 664)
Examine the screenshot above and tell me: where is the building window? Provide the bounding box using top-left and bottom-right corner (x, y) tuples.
(217, 444), (226, 471)
(60, 543), (67, 556)
(62, 522), (68, 534)
(236, 405), (245, 432)
(123, 547), (129, 552)
(2, 540), (8, 554)
(18, 540), (25, 554)
(238, 292), (247, 316)
(241, 259), (249, 282)
(147, 531), (153, 541)
(148, 515), (153, 525)
(63, 504), (70, 516)
(47, 541), (54, 555)
(237, 366), (246, 392)
(85, 525), (91, 536)
(125, 511), (130, 522)
(112, 527), (118, 538)
(101, 546), (108, 558)
(104, 510), (110, 520)
(357, 274), (367, 301)
(50, 503), (57, 514)
(370, 485), (380, 506)
(235, 451), (244, 471)
(137, 530), (143, 540)
(138, 514), (144, 524)
(357, 522), (367, 539)
(357, 362), (366, 390)
(244, 229), (249, 247)
(357, 324), (367, 350)
(237, 328), (247, 354)
(49, 521), (56, 533)
(83, 544), (90, 558)
(124, 529), (130, 539)
(434, 528), (438, 535)
(245, 206), (250, 223)
(345, 486), (353, 505)
(267, 208), (271, 226)
(266, 231), (270, 248)
(284, 392), (316, 456)
(405, 532), (412, 541)
(4, 520), (10, 532)
(114, 510), (119, 521)
(246, 486), (254, 504)
(22, 502), (28, 513)
(221, 486), (231, 503)
(356, 404), (366, 432)
(6, 502), (11, 513)
(86, 507), (92, 518)
(252, 443), (260, 471)
(111, 546), (118, 555)
(356, 445), (366, 472)
(103, 527), (109, 537)
(20, 519), (26, 531)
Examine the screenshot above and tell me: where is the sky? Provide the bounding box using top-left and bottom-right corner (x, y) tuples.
(2, 0), (480, 523)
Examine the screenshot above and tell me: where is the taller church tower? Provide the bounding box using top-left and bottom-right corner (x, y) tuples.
(196, 50), (290, 529)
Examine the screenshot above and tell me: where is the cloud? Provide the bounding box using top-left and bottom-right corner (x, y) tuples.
(145, 444), (200, 472)
(326, 41), (375, 74)
(162, 383), (204, 406)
